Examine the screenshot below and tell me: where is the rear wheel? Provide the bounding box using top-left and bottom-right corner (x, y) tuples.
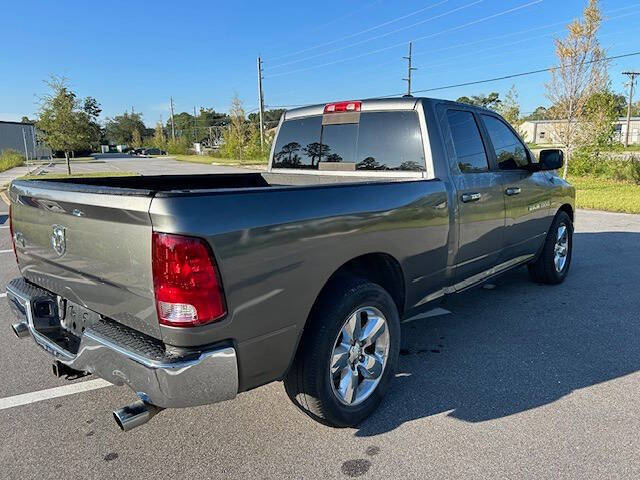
(284, 277), (400, 427)
(528, 210), (573, 284)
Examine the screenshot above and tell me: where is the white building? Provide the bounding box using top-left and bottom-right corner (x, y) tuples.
(520, 117), (640, 145)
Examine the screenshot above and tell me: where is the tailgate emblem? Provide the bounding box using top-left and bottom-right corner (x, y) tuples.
(51, 225), (66, 256)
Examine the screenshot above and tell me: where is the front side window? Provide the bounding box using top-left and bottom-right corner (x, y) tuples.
(482, 115), (529, 170)
(446, 110), (489, 173)
(272, 111), (425, 171)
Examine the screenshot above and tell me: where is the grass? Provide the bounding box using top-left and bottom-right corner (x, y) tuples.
(19, 171), (138, 180)
(169, 154), (268, 166)
(568, 175), (640, 214)
(0, 150), (25, 172)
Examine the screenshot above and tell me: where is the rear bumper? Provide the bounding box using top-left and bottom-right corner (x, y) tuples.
(6, 278), (238, 409)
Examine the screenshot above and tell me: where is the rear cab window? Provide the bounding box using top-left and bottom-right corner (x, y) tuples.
(272, 110), (425, 172)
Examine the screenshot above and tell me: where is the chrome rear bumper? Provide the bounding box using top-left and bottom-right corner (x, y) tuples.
(6, 278), (238, 409)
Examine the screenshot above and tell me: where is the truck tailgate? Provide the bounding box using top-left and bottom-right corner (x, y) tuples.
(9, 181), (160, 339)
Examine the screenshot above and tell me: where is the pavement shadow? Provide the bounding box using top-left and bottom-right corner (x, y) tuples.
(356, 231), (640, 437)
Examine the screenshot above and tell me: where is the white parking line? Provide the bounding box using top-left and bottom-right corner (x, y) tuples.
(0, 293), (6, 298)
(0, 226), (9, 229)
(0, 249), (13, 254)
(0, 379), (112, 411)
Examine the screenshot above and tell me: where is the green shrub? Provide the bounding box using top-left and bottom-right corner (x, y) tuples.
(166, 137), (191, 155)
(0, 149), (24, 172)
(569, 148), (640, 184)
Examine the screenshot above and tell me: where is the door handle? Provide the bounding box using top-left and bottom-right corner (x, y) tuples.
(461, 192), (481, 203)
(505, 187), (522, 196)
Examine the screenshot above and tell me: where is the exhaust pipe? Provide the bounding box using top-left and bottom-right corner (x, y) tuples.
(11, 322), (29, 339)
(113, 400), (163, 432)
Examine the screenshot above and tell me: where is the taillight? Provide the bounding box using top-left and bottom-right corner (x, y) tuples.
(8, 205), (18, 264)
(324, 101), (361, 114)
(152, 232), (226, 327)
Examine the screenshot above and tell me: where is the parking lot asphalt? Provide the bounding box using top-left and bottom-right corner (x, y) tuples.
(24, 154), (259, 178)
(0, 180), (639, 479)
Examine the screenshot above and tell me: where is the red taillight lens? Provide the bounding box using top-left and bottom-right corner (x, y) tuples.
(152, 232), (226, 327)
(324, 101), (361, 114)
(8, 205), (18, 264)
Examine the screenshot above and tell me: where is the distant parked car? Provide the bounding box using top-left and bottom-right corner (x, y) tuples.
(144, 148), (166, 155)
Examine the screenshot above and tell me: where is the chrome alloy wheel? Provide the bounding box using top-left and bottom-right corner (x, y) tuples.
(330, 306), (390, 406)
(554, 224), (569, 273)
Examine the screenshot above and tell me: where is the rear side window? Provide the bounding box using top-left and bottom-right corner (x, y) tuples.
(355, 112), (424, 171)
(272, 111), (425, 171)
(446, 110), (489, 173)
(481, 115), (529, 169)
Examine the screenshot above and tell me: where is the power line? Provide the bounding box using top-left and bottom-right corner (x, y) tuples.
(267, 0), (457, 69)
(348, 4), (640, 79)
(265, 50), (640, 109)
(264, 0), (542, 79)
(379, 50), (640, 97)
(266, 0), (385, 58)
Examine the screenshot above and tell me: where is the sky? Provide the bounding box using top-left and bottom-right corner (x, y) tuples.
(1, 0), (639, 126)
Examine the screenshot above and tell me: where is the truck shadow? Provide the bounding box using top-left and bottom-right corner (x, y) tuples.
(356, 231), (640, 437)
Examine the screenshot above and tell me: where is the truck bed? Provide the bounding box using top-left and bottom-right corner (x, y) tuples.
(20, 172), (413, 195)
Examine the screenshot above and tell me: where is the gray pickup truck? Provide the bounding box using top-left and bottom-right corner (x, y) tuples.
(6, 97), (575, 431)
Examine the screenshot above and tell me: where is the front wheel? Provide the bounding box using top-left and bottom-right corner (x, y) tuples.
(284, 277), (400, 427)
(528, 210), (573, 284)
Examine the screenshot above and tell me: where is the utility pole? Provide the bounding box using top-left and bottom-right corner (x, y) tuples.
(193, 106), (198, 145)
(170, 97), (176, 141)
(403, 42), (417, 97)
(21, 127), (30, 174)
(622, 71), (638, 147)
(257, 56), (265, 151)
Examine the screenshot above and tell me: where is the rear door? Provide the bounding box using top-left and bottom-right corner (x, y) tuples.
(479, 113), (552, 260)
(442, 108), (506, 281)
(9, 182), (160, 338)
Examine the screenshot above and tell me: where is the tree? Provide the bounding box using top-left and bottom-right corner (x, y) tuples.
(36, 76), (101, 174)
(497, 85), (522, 130)
(220, 94), (248, 160)
(153, 122), (167, 150)
(456, 92), (501, 110)
(248, 109), (285, 129)
(104, 112), (146, 145)
(578, 89), (619, 151)
(131, 128), (142, 148)
(523, 106), (550, 121)
(545, 0), (606, 178)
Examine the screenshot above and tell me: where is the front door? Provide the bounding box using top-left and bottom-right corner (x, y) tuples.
(479, 114), (553, 260)
(443, 109), (506, 281)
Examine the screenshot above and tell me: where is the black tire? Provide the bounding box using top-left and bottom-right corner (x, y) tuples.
(284, 276), (400, 427)
(528, 210), (573, 284)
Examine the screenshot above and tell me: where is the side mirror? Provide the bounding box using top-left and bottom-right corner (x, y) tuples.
(537, 149), (564, 171)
